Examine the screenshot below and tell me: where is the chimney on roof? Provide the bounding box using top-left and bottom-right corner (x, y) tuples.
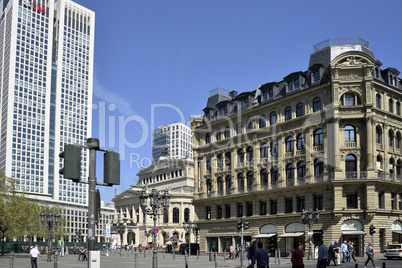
(229, 90), (238, 99)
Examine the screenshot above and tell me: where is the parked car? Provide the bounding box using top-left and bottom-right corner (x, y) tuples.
(384, 244), (402, 259)
(179, 243), (200, 255)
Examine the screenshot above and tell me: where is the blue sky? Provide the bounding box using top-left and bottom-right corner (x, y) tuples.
(72, 0), (402, 202)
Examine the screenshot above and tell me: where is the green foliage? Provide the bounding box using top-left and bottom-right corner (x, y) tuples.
(0, 171), (67, 240)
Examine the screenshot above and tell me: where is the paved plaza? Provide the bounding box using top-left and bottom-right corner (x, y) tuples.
(1, 250), (400, 268)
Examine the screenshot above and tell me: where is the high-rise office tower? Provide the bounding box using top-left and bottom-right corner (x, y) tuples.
(0, 0), (109, 242)
(152, 122), (193, 162)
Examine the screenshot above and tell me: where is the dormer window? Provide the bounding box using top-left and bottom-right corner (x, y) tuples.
(294, 78), (300, 88)
(242, 98), (249, 109)
(288, 81), (293, 91)
(219, 105), (227, 116)
(205, 112), (210, 120)
(268, 88), (273, 98)
(263, 91), (268, 100)
(313, 71), (320, 82)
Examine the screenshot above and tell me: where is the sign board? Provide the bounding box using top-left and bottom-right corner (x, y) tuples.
(153, 226), (159, 234)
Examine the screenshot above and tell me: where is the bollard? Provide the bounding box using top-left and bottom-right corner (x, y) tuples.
(54, 251), (58, 268)
(197, 249), (199, 260)
(134, 252), (138, 268)
(163, 248), (165, 259)
(278, 248), (281, 265)
(383, 262), (386, 268)
(224, 249), (226, 262)
(355, 264), (358, 268)
(274, 249), (277, 264)
(214, 252), (218, 268)
(144, 248), (146, 258)
(9, 252), (14, 268)
(173, 247), (175, 260)
(185, 254), (188, 268)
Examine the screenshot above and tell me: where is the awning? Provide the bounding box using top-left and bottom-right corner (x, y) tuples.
(252, 233), (277, 238)
(342, 230), (366, 235)
(277, 232), (304, 238)
(392, 230), (402, 234)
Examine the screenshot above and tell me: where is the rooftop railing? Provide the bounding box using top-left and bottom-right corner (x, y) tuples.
(313, 36), (369, 52)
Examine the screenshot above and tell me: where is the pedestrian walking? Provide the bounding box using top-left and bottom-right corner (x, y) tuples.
(328, 242), (336, 266)
(253, 242), (269, 268)
(30, 245), (40, 268)
(350, 242), (357, 262)
(230, 244), (235, 259)
(247, 241), (257, 268)
(341, 240), (348, 263)
(333, 240), (340, 265)
(317, 240), (328, 268)
(82, 247), (88, 261)
(235, 244), (240, 258)
(364, 242), (376, 268)
(291, 242), (304, 268)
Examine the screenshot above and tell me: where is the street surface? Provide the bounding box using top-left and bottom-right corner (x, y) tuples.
(1, 250), (401, 268)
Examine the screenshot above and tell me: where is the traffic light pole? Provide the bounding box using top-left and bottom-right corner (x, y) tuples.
(88, 144), (96, 258)
(240, 225), (243, 268)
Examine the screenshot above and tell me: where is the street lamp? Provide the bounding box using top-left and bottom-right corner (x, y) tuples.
(40, 211), (60, 262)
(0, 222), (7, 256)
(115, 222), (126, 255)
(182, 220), (197, 256)
(74, 229), (81, 254)
(140, 188), (170, 268)
(300, 209), (319, 260)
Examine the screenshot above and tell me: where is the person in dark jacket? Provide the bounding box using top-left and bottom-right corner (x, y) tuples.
(247, 241), (257, 268)
(328, 242), (336, 266)
(253, 242), (269, 268)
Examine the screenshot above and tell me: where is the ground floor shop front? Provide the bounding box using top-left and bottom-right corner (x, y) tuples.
(198, 214), (402, 257)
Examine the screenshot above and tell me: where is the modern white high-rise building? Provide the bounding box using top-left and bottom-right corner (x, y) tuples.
(0, 0), (111, 242)
(152, 122), (193, 162)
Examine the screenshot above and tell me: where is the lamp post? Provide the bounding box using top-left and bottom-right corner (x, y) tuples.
(0, 222), (7, 256)
(116, 222), (126, 255)
(140, 188), (170, 268)
(182, 220), (197, 256)
(40, 211), (60, 262)
(75, 229), (81, 254)
(300, 209), (319, 260)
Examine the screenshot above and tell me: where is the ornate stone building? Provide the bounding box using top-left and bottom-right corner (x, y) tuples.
(191, 37), (402, 256)
(112, 157), (196, 247)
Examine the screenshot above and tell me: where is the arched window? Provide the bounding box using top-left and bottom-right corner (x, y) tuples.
(376, 126), (382, 144)
(184, 208), (190, 222)
(206, 158), (211, 170)
(237, 173), (244, 190)
(376, 94), (382, 108)
(270, 112), (277, 125)
(259, 115), (266, 128)
(314, 129), (323, 146)
(237, 149), (244, 164)
(286, 136), (294, 152)
(314, 158), (324, 178)
(389, 158), (395, 175)
(173, 208), (180, 223)
(225, 175), (232, 193)
(217, 154), (223, 168)
(271, 141), (278, 156)
(389, 130), (394, 147)
(260, 144), (268, 158)
(313, 97), (321, 112)
(297, 134), (305, 150)
(397, 160), (402, 178)
(216, 130), (222, 141)
(217, 177), (224, 194)
(345, 125), (355, 142)
(225, 152), (231, 168)
(296, 103), (304, 117)
(206, 179), (212, 195)
(396, 132), (401, 149)
(260, 169), (268, 186)
(247, 171), (254, 191)
(236, 123), (242, 135)
(345, 155), (357, 178)
(341, 93), (361, 106)
(389, 99), (394, 113)
(246, 121), (253, 132)
(205, 133), (211, 144)
(271, 167), (278, 184)
(297, 161), (306, 179)
(246, 147), (253, 161)
(376, 155), (382, 170)
(224, 126), (230, 138)
(286, 163), (294, 186)
(285, 106), (292, 121)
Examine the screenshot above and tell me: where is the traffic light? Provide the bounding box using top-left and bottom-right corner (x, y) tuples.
(59, 144), (81, 182)
(237, 220), (243, 230)
(369, 225), (376, 235)
(244, 221), (250, 230)
(104, 151), (120, 185)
